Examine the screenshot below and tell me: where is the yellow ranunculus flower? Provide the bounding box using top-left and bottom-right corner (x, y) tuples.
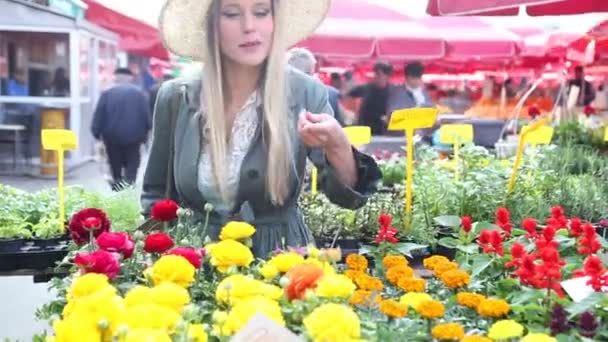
(124, 304), (181, 332)
(150, 255), (196, 288)
(67, 273), (115, 302)
(124, 328), (172, 342)
(216, 297), (285, 336)
(151, 282), (191, 314)
(522, 333), (557, 342)
(258, 263), (279, 280)
(52, 316), (101, 342)
(188, 324), (208, 342)
(66, 291), (125, 337)
(315, 274), (356, 299)
(488, 320), (524, 340)
(124, 286), (154, 308)
(219, 221), (256, 241)
(399, 292), (433, 310)
(215, 274), (282, 304)
(303, 303), (361, 341)
(268, 252), (305, 273)
(208, 239), (254, 273)
(303, 257), (335, 275)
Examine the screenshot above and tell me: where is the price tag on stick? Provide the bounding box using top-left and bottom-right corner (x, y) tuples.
(41, 129), (78, 233)
(388, 108), (438, 230)
(439, 124), (474, 181)
(507, 117), (551, 193)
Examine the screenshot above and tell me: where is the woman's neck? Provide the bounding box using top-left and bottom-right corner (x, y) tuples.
(223, 60), (263, 107)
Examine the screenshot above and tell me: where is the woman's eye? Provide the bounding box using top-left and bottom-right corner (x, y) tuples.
(221, 12), (240, 18)
(253, 9), (270, 17)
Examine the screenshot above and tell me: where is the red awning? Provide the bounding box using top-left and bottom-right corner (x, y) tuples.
(84, 0), (169, 60)
(426, 0), (608, 16)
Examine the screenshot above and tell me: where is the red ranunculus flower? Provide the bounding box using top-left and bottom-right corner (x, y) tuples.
(461, 216), (472, 233)
(74, 250), (120, 279)
(96, 232), (135, 258)
(167, 247), (202, 268)
(68, 208), (111, 246)
(144, 232), (175, 253)
(528, 106), (541, 118)
(151, 200), (179, 222)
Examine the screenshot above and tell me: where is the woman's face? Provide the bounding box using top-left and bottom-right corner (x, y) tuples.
(218, 0), (275, 67)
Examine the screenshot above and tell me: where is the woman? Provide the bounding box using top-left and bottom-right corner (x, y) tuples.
(142, 0), (381, 257)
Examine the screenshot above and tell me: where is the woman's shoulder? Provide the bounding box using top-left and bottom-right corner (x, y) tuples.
(287, 66), (329, 106)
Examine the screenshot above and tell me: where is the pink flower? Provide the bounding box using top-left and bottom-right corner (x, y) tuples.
(74, 250), (120, 279)
(96, 232), (135, 258)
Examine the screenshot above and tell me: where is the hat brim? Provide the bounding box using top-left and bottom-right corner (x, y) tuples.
(159, 0), (331, 61)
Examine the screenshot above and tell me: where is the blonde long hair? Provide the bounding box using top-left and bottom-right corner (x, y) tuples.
(201, 0), (293, 205)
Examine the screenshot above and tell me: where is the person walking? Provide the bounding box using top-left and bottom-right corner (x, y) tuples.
(92, 67), (151, 191)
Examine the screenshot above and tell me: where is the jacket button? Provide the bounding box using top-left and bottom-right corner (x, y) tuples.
(247, 169), (259, 179)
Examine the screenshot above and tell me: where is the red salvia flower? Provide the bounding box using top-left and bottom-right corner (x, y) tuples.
(577, 224), (601, 255)
(570, 218), (584, 237)
(549, 206), (568, 229)
(374, 213), (399, 244)
(505, 243), (526, 269)
(574, 256), (608, 292)
(495, 207), (512, 237)
(461, 216), (472, 233)
(522, 218), (538, 240)
(478, 230), (504, 256)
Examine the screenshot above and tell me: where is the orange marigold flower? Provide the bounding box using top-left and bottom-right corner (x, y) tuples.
(383, 255), (408, 269)
(432, 261), (459, 277)
(397, 277), (426, 292)
(379, 299), (408, 319)
(460, 335), (493, 342)
(431, 323), (465, 341)
(344, 270), (365, 282)
(477, 298), (510, 318)
(354, 274), (384, 292)
(349, 290), (382, 307)
(386, 265), (414, 285)
(423, 255), (450, 270)
(456, 292), (486, 310)
(439, 269), (471, 289)
(416, 300), (445, 319)
(345, 254), (368, 272)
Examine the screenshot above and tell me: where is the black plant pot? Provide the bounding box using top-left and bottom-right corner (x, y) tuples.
(433, 245), (457, 260)
(406, 247), (431, 268)
(31, 234), (70, 250)
(0, 238), (26, 254)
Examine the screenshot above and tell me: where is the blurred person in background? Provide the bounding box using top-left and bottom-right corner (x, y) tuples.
(92, 67), (152, 191)
(346, 61), (393, 135)
(330, 72), (342, 91)
(569, 66), (595, 106)
(286, 47), (345, 126)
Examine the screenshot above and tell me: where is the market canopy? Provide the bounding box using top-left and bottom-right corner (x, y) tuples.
(84, 0), (169, 60)
(426, 0), (608, 16)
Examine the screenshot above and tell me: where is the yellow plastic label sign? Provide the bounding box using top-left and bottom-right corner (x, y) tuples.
(439, 124), (474, 145)
(388, 108), (438, 131)
(508, 117), (551, 193)
(604, 126), (608, 142)
(344, 126), (372, 145)
(42, 129), (78, 151)
(521, 125), (554, 145)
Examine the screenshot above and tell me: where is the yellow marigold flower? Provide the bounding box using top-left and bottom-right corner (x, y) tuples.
(303, 303), (361, 341)
(423, 255), (450, 270)
(150, 255), (196, 288)
(67, 273), (115, 302)
(258, 263), (279, 280)
(208, 239), (254, 273)
(439, 269), (471, 289)
(431, 323), (465, 341)
(349, 290), (382, 307)
(354, 274), (384, 292)
(522, 333), (557, 342)
(460, 335), (493, 342)
(383, 255), (408, 269)
(416, 300), (445, 319)
(124, 303), (181, 332)
(477, 298), (510, 318)
(188, 324), (209, 342)
(379, 299), (408, 318)
(219, 221), (256, 241)
(346, 254), (368, 271)
(397, 277), (426, 292)
(488, 320), (524, 340)
(400, 292), (433, 310)
(52, 316), (101, 342)
(268, 252), (305, 273)
(386, 265), (414, 285)
(124, 328), (172, 342)
(216, 274), (283, 304)
(432, 261), (459, 277)
(217, 297), (285, 336)
(345, 270), (365, 282)
(316, 274), (356, 299)
(456, 292), (486, 310)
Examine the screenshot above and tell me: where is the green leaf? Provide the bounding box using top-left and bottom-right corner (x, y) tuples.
(511, 228), (527, 237)
(456, 243), (479, 254)
(395, 242), (428, 258)
(438, 237), (459, 249)
(433, 215), (462, 228)
(471, 254), (493, 278)
(359, 245), (372, 255)
(566, 292), (606, 318)
(472, 222), (501, 236)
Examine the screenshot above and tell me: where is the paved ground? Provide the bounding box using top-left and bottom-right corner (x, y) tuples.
(0, 157), (146, 340)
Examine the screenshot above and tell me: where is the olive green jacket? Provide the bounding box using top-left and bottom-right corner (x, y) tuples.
(141, 67), (381, 257)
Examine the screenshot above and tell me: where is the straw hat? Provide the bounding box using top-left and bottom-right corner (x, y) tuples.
(159, 0), (331, 61)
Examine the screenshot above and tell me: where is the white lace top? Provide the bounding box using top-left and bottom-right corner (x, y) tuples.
(197, 92), (261, 214)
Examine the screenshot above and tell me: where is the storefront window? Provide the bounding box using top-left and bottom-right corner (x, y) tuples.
(0, 31), (70, 97)
(80, 35), (93, 97)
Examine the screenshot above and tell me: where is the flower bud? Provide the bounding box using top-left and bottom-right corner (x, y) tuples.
(204, 203), (214, 212)
(212, 310), (228, 323)
(133, 231), (145, 241)
(97, 319), (110, 330)
(279, 276), (290, 288)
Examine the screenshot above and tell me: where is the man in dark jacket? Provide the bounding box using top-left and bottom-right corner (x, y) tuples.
(347, 62), (393, 135)
(92, 68), (151, 190)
